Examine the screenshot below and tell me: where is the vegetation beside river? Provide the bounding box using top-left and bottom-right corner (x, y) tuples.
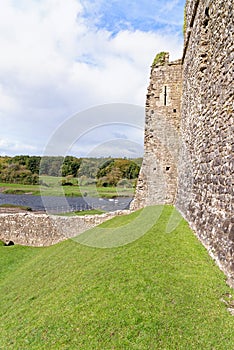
(0, 156), (142, 198)
(0, 177), (135, 198)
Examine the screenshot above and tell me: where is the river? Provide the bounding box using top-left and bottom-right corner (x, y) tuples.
(0, 193), (132, 213)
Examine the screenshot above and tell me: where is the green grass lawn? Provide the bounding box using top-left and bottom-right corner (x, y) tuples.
(0, 206), (233, 349)
(0, 176), (134, 198)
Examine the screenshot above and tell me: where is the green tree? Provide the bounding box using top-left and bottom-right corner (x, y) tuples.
(26, 156), (41, 174)
(61, 156), (81, 177)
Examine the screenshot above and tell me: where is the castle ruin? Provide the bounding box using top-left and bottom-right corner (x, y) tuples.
(0, 0), (233, 284)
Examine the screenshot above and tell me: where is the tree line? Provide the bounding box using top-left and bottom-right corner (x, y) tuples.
(0, 156), (142, 187)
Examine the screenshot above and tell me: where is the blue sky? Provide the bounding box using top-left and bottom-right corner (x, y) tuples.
(0, 0), (185, 157)
(81, 0), (184, 33)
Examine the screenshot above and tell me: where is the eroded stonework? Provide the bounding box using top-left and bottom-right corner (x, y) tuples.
(0, 210), (130, 247)
(177, 0), (234, 282)
(131, 54), (182, 209)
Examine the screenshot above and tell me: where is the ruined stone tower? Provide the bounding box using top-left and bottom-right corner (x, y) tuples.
(131, 53), (182, 210)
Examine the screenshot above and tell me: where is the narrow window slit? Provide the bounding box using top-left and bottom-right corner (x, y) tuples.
(164, 86), (167, 106)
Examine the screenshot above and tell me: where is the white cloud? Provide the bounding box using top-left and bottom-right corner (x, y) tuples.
(0, 0), (184, 156)
(0, 137), (39, 156)
(69, 123), (145, 158)
(0, 84), (18, 113)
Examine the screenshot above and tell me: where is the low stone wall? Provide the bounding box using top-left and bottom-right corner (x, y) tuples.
(0, 210), (131, 247)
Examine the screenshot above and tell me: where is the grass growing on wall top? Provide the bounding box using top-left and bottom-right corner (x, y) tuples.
(152, 51), (168, 67)
(0, 205), (234, 349)
(56, 209), (105, 216)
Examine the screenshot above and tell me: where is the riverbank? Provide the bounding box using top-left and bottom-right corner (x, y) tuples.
(0, 176), (135, 198)
(0, 204), (45, 214)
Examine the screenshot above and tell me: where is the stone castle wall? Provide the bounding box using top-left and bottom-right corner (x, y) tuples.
(131, 54), (182, 209)
(0, 210), (130, 246)
(132, 0), (233, 283)
(177, 0), (234, 282)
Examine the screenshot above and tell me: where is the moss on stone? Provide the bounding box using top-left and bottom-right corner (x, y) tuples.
(152, 52), (168, 67)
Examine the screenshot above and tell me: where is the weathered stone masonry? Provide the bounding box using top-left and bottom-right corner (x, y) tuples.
(133, 0), (233, 283)
(0, 210), (130, 247)
(131, 54), (182, 209)
(177, 0), (234, 283)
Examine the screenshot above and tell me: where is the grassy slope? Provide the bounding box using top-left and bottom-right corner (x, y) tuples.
(0, 206), (234, 349)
